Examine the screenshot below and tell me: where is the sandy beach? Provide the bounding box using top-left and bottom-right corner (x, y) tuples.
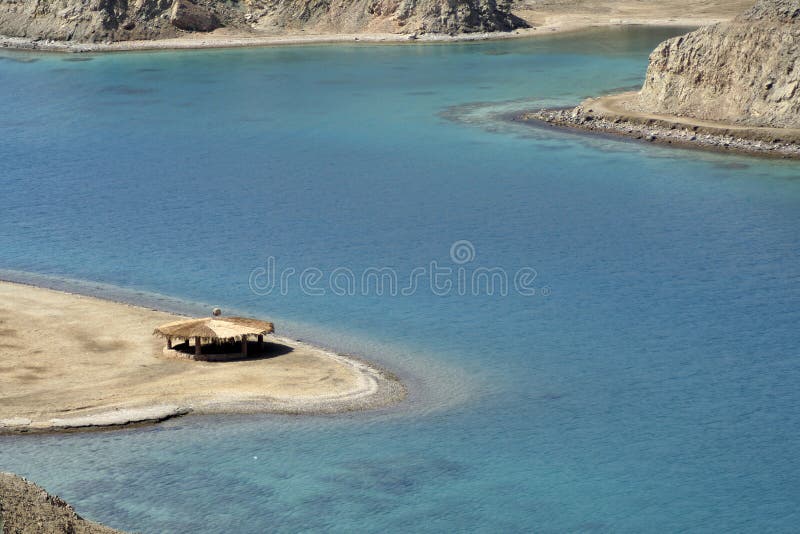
(0, 281), (404, 434)
(0, 0), (753, 53)
(512, 0), (748, 35)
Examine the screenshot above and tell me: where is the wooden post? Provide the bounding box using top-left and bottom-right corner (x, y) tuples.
(167, 338), (172, 349)
(195, 336), (201, 356)
(258, 334), (264, 352)
(242, 337), (248, 357)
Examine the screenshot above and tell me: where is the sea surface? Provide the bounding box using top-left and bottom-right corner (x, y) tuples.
(2, 27), (800, 532)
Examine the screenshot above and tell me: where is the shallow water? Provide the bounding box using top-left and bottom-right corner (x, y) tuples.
(2, 28), (800, 532)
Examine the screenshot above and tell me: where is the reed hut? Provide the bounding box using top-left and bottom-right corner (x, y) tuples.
(154, 316), (275, 360)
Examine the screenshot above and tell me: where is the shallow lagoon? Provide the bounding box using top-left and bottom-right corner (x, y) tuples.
(2, 28), (800, 532)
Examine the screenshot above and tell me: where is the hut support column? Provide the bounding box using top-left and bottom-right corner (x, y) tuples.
(195, 336), (201, 356)
(242, 337), (248, 357)
(167, 338), (172, 349)
(258, 334), (264, 352)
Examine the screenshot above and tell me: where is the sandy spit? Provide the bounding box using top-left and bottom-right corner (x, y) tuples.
(0, 281), (405, 434)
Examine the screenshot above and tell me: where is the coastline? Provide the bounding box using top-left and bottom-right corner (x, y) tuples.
(0, 17), (719, 54)
(521, 93), (800, 159)
(0, 280), (406, 435)
(0, 472), (122, 533)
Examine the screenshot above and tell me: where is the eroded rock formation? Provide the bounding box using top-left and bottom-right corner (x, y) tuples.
(0, 0), (527, 43)
(170, 0), (221, 32)
(637, 0), (800, 128)
(252, 0), (525, 34)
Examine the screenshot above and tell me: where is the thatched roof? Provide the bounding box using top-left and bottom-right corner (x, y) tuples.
(154, 317), (275, 342)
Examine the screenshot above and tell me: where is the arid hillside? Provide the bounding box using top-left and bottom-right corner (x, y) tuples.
(0, 0), (526, 43)
(637, 0), (800, 128)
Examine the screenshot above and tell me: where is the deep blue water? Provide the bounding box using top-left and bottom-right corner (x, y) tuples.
(2, 27), (800, 532)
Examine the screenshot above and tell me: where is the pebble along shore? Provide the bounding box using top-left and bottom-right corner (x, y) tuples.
(524, 106), (800, 159)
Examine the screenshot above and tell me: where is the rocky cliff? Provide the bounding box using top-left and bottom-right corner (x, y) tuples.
(0, 0), (527, 43)
(637, 0), (800, 128)
(252, 0), (524, 35)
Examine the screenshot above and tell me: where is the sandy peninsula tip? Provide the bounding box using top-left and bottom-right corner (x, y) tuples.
(0, 281), (405, 434)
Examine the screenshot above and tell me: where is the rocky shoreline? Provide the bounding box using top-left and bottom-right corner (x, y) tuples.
(0, 0), (526, 47)
(0, 473), (122, 533)
(523, 103), (800, 159)
(0, 0), (752, 53)
(517, 0), (800, 160)
(0, 29), (534, 53)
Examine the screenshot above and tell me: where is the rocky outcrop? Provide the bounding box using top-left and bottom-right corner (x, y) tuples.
(170, 0), (220, 32)
(0, 472), (123, 533)
(0, 0), (184, 42)
(0, 0), (527, 43)
(637, 0), (800, 128)
(252, 0), (526, 35)
(521, 0), (800, 158)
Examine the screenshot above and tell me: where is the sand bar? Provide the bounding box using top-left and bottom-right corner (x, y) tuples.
(0, 281), (404, 434)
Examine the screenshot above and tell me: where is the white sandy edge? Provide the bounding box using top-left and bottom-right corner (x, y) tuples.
(0, 337), (404, 434)
(0, 279), (406, 434)
(194, 335), (403, 414)
(0, 17), (720, 54)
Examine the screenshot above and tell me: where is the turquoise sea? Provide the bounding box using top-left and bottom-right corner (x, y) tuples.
(2, 27), (800, 532)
